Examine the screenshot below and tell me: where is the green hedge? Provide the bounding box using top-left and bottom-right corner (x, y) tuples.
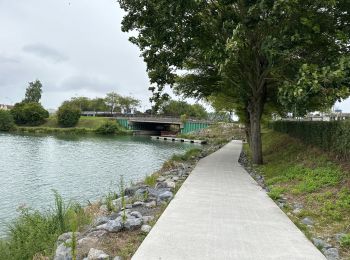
(271, 120), (350, 159)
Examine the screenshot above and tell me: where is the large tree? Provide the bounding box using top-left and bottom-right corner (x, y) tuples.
(119, 0), (349, 164)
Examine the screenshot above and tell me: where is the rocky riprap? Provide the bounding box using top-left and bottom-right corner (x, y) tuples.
(53, 146), (223, 260)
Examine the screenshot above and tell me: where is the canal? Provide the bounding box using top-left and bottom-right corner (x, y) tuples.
(0, 133), (195, 235)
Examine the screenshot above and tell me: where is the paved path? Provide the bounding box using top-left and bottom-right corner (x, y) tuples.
(133, 141), (326, 260)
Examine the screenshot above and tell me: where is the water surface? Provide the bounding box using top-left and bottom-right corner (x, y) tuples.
(0, 133), (194, 235)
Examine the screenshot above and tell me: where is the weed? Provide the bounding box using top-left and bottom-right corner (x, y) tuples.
(144, 174), (157, 187)
(268, 187), (286, 200)
(340, 234), (350, 247)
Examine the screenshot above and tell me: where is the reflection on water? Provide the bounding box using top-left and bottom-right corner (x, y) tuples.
(0, 133), (195, 235)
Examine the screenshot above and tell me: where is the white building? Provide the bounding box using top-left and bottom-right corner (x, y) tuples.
(0, 104), (13, 110)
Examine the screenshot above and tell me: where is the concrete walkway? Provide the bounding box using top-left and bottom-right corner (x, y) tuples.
(133, 141), (326, 260)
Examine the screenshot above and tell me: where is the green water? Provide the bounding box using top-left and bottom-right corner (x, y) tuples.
(0, 133), (195, 235)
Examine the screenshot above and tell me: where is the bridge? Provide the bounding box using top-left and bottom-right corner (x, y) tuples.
(116, 116), (212, 135)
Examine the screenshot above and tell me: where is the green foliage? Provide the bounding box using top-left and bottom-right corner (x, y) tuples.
(11, 102), (49, 126)
(23, 80), (42, 103)
(171, 148), (202, 162)
(119, 0), (350, 165)
(0, 191), (91, 260)
(95, 120), (120, 135)
(144, 175), (157, 187)
(105, 191), (118, 212)
(340, 234), (350, 247)
(160, 100), (208, 119)
(272, 121), (350, 159)
(57, 104), (81, 127)
(0, 110), (15, 131)
(268, 187), (286, 200)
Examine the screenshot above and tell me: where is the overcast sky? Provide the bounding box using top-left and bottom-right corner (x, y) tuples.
(0, 0), (349, 112)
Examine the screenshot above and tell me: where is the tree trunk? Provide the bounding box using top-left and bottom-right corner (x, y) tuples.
(248, 97), (264, 165)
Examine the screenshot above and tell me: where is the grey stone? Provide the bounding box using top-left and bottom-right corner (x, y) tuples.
(109, 212), (119, 220)
(130, 211), (142, 219)
(86, 230), (107, 238)
(97, 220), (123, 232)
(94, 216), (109, 226)
(87, 248), (110, 260)
(112, 196), (129, 209)
(125, 204), (133, 209)
(145, 201), (156, 208)
(124, 217), (142, 230)
(135, 187), (148, 196)
(172, 176), (179, 182)
(113, 257), (123, 260)
(159, 191), (173, 201)
(133, 201), (144, 207)
(322, 247), (339, 260)
(54, 242), (72, 260)
(57, 232), (78, 244)
(78, 237), (99, 248)
(157, 176), (166, 182)
(301, 217), (314, 226)
(155, 182), (168, 189)
(292, 208), (302, 215)
(312, 238), (331, 249)
(141, 224), (152, 233)
(165, 180), (176, 189)
(142, 215), (154, 224)
(335, 233), (346, 242)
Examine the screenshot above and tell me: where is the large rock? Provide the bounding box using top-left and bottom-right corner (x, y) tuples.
(322, 247), (339, 260)
(124, 217), (142, 230)
(312, 238), (331, 249)
(112, 196), (129, 209)
(54, 241), (72, 260)
(130, 211), (142, 219)
(97, 220), (123, 232)
(165, 180), (176, 189)
(87, 248), (110, 260)
(144, 201), (156, 208)
(141, 224), (151, 233)
(301, 217), (314, 226)
(159, 191), (173, 201)
(142, 215), (154, 224)
(94, 216), (109, 226)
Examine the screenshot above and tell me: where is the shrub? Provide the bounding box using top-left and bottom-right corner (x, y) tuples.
(95, 120), (120, 134)
(11, 102), (49, 126)
(0, 192), (91, 259)
(271, 121), (350, 159)
(0, 110), (15, 131)
(57, 104), (81, 127)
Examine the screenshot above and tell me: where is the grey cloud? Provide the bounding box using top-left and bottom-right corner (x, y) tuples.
(22, 44), (68, 63)
(57, 75), (118, 93)
(0, 55), (19, 64)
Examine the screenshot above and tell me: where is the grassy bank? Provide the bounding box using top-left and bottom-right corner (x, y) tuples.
(14, 116), (130, 135)
(244, 130), (350, 258)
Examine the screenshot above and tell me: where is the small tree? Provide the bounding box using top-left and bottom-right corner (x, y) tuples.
(11, 102), (49, 126)
(105, 92), (121, 114)
(57, 104), (81, 127)
(0, 110), (15, 131)
(23, 80), (42, 103)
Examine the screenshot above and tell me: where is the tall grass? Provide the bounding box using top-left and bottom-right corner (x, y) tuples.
(0, 192), (91, 260)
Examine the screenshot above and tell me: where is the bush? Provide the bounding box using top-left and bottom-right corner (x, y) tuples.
(57, 104), (81, 127)
(11, 102), (49, 126)
(0, 192), (91, 259)
(271, 120), (350, 159)
(95, 120), (120, 134)
(0, 110), (15, 131)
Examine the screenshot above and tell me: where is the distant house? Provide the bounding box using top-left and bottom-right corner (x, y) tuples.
(0, 104), (13, 110)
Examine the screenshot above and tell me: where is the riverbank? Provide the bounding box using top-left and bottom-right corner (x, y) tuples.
(0, 123), (244, 260)
(13, 116), (131, 135)
(241, 130), (350, 260)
